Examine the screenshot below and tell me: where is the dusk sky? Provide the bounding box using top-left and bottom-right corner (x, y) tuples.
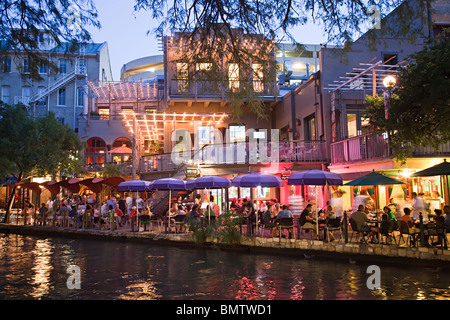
(87, 0), (329, 81)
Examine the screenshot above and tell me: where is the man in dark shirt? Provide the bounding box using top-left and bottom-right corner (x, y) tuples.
(38, 203), (48, 226)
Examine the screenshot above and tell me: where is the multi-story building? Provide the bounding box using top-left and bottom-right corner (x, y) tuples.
(276, 0), (450, 210)
(0, 30), (113, 131)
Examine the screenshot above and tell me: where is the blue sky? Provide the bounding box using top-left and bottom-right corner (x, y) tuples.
(87, 0), (329, 81)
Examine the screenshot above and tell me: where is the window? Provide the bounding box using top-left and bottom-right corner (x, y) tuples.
(77, 58), (86, 74)
(58, 88), (66, 106)
(21, 86), (31, 105)
(383, 53), (398, 66)
(39, 61), (47, 74)
(77, 87), (84, 106)
(1, 86), (10, 104)
(229, 125), (246, 143)
(23, 59), (30, 73)
(85, 137), (107, 154)
(2, 57), (11, 73)
(198, 126), (214, 146)
(59, 60), (67, 74)
(305, 114), (316, 140)
(346, 109), (371, 138)
(176, 63), (188, 92)
(252, 64), (264, 92)
(112, 137), (132, 149)
(196, 63), (212, 71)
(228, 63), (239, 92)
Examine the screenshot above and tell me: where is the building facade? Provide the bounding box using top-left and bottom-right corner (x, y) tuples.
(0, 30), (113, 131)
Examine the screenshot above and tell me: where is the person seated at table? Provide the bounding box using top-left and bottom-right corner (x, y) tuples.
(431, 209), (446, 246)
(444, 205), (450, 231)
(299, 204), (317, 238)
(383, 206), (398, 230)
(351, 205), (377, 241)
(262, 204), (278, 237)
(379, 213), (391, 235)
(276, 205), (294, 239)
(399, 207), (420, 245)
(188, 204), (201, 225)
(204, 205), (216, 222)
(325, 205), (339, 241)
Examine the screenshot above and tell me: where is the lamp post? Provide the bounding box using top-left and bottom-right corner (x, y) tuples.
(382, 75), (396, 119)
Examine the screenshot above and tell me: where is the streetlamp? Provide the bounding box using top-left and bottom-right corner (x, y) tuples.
(383, 75), (396, 119)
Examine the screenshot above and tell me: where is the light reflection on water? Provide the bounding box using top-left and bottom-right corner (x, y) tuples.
(0, 233), (449, 300)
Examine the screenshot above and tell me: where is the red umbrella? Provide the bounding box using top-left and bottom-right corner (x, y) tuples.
(41, 181), (60, 195)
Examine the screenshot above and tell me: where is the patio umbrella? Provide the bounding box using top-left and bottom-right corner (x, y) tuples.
(232, 173), (283, 235)
(117, 180), (152, 192)
(344, 171), (407, 209)
(151, 178), (187, 231)
(187, 176), (231, 221)
(411, 159), (450, 204)
(288, 170), (343, 237)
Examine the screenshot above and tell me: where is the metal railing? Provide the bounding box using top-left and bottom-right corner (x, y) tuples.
(331, 133), (450, 164)
(169, 79), (278, 98)
(140, 140), (327, 173)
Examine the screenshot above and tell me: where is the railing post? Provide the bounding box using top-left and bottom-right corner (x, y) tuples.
(419, 212), (426, 247)
(344, 211), (348, 243)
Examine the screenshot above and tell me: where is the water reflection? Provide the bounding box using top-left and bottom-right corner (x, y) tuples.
(0, 233), (449, 300)
(30, 239), (53, 299)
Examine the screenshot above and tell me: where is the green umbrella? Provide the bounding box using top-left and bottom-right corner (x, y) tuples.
(344, 171), (407, 186)
(344, 171), (407, 209)
(411, 159), (450, 205)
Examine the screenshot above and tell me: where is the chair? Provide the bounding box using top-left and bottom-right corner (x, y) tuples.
(379, 219), (397, 245)
(398, 220), (418, 247)
(278, 217), (295, 239)
(174, 214), (187, 233)
(324, 218), (342, 242)
(427, 221), (448, 249)
(349, 218), (367, 243)
(298, 220), (315, 239)
(139, 214), (152, 231)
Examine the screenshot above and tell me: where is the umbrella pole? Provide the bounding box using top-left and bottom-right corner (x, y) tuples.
(168, 189), (171, 233)
(315, 185), (319, 239)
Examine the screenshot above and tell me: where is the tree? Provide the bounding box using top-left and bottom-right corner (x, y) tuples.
(0, 105), (84, 220)
(0, 0), (100, 80)
(363, 31), (450, 162)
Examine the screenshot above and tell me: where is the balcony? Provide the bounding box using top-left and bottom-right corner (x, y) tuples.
(168, 79), (278, 100)
(140, 140), (327, 173)
(330, 133), (450, 165)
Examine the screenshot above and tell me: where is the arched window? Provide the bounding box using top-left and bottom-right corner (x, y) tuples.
(85, 137), (106, 153)
(112, 137), (132, 149)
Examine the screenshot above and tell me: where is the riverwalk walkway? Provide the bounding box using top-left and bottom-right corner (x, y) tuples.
(1, 222), (449, 268)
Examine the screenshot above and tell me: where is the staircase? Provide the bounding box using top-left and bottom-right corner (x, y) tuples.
(149, 145), (208, 217)
(29, 49), (87, 104)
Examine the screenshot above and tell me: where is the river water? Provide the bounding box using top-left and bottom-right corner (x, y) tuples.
(0, 232), (449, 300)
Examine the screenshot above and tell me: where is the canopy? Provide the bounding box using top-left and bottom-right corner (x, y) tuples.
(108, 145), (132, 154)
(344, 171), (406, 186)
(287, 169), (343, 186)
(57, 178), (82, 193)
(232, 173), (283, 188)
(151, 178), (187, 191)
(188, 176), (231, 189)
(411, 159), (450, 205)
(41, 181), (60, 195)
(117, 179), (152, 192)
(16, 182), (42, 195)
(411, 159), (450, 177)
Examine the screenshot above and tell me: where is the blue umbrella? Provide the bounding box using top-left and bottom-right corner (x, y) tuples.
(231, 173), (283, 235)
(185, 178), (197, 191)
(117, 180), (153, 192)
(151, 178), (187, 191)
(236, 173), (283, 188)
(288, 170), (343, 237)
(288, 169), (343, 186)
(191, 176), (231, 189)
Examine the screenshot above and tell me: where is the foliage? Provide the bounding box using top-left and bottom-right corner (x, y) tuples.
(0, 0), (100, 80)
(188, 211), (242, 246)
(0, 105), (84, 180)
(363, 33), (450, 162)
(101, 163), (126, 178)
